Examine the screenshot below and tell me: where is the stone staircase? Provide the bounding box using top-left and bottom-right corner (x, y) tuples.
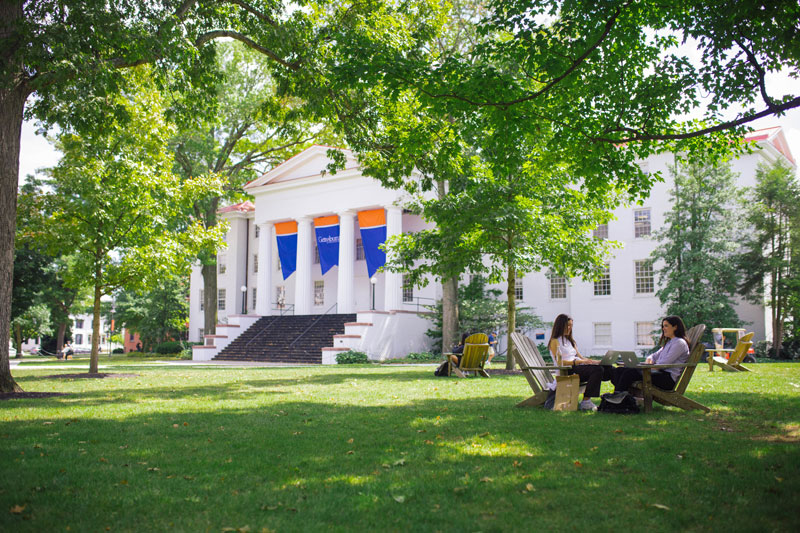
(212, 313), (357, 364)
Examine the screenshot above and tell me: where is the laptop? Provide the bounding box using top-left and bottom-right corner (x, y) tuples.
(599, 350), (640, 367)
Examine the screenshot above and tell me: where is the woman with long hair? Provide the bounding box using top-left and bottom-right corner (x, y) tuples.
(548, 313), (608, 411)
(610, 315), (690, 394)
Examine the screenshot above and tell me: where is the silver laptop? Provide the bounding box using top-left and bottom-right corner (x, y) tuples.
(599, 350), (639, 367)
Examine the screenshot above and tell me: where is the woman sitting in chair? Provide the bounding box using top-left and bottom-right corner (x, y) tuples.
(448, 333), (469, 368)
(549, 314), (608, 411)
(610, 315), (689, 394)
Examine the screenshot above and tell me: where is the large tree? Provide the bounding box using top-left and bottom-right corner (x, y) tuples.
(738, 159), (800, 358)
(37, 69), (222, 373)
(172, 41), (329, 336)
(651, 157), (743, 338)
(115, 276), (189, 352)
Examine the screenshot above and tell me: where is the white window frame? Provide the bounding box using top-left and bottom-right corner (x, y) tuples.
(593, 223), (608, 240)
(634, 260), (655, 294)
(634, 208), (651, 238)
(253, 254), (258, 273)
(218, 254), (227, 275)
(252, 288), (257, 311)
(593, 322), (612, 347)
(275, 286), (286, 309)
(593, 264), (611, 297)
(402, 275), (414, 303)
(218, 288), (226, 311)
(314, 280), (324, 306)
(199, 289), (204, 311)
(514, 279), (523, 301)
(548, 274), (567, 300)
(254, 225), (260, 238)
(355, 238), (365, 261)
(635, 321), (657, 347)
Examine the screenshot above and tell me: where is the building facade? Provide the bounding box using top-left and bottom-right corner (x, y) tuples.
(189, 128), (796, 359)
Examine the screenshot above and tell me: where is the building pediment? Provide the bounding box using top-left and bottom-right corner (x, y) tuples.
(245, 145), (357, 190)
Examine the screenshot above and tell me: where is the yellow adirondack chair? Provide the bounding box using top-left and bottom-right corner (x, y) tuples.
(447, 333), (490, 378)
(707, 332), (754, 372)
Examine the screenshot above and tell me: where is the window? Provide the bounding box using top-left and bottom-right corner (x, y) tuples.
(634, 260), (654, 294)
(636, 321), (657, 347)
(594, 264), (611, 296)
(252, 288), (257, 310)
(253, 254), (258, 273)
(402, 275), (414, 303)
(549, 274), (567, 300)
(356, 238), (365, 260)
(75, 334), (83, 345)
(255, 225), (260, 238)
(594, 323), (612, 346)
(198, 328), (205, 341)
(276, 286), (286, 309)
(593, 223), (608, 240)
(199, 289), (204, 311)
(129, 332), (135, 342)
(314, 243), (320, 264)
(515, 279), (523, 301)
(275, 254), (281, 272)
(75, 319), (84, 329)
(634, 208), (651, 238)
(88, 334), (92, 345)
(314, 281), (324, 306)
(218, 288), (226, 311)
(218, 254), (227, 275)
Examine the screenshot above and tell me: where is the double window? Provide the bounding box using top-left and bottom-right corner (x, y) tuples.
(402, 275), (414, 303)
(314, 281), (324, 306)
(218, 289), (226, 311)
(548, 274), (567, 300)
(636, 321), (657, 347)
(593, 223), (608, 240)
(594, 323), (612, 346)
(515, 279), (524, 301)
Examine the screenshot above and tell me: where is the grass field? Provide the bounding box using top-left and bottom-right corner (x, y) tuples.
(2, 360), (799, 532)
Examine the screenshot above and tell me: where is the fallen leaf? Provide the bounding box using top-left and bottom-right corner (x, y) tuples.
(525, 483), (534, 491)
(480, 477), (493, 483)
(147, 467), (160, 472)
(676, 454), (684, 460)
(393, 459), (406, 466)
(651, 504), (670, 510)
(453, 487), (467, 494)
(42, 422), (53, 426)
(172, 424), (179, 428)
(119, 445), (128, 450)
(183, 422), (188, 426)
(478, 432), (490, 437)
(614, 429), (624, 434)
(392, 495), (405, 503)
(417, 429), (426, 433)
(346, 450), (354, 455)
(226, 458), (233, 463)
(512, 460), (521, 468)
(183, 475), (194, 480)
(775, 476), (784, 483)
(99, 457), (108, 463)
(424, 439), (434, 445)
(574, 461), (583, 468)
(347, 438), (354, 443)
(119, 480), (128, 485)
(10, 504), (25, 514)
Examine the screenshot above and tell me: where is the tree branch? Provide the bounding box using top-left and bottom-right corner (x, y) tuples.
(222, 0), (280, 29)
(733, 35), (778, 112)
(196, 30), (300, 71)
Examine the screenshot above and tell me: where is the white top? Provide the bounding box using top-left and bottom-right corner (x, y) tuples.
(555, 336), (578, 362)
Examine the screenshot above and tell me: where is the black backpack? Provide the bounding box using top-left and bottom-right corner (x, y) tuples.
(434, 361), (450, 377)
(598, 392), (640, 414)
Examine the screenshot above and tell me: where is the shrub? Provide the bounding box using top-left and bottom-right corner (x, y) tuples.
(336, 350), (370, 364)
(154, 341), (183, 354)
(753, 340), (770, 359)
(178, 348), (193, 360)
(407, 352), (436, 361)
(112, 348), (124, 354)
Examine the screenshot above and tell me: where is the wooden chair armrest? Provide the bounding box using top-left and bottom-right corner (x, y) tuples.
(640, 363), (696, 369)
(705, 348), (734, 353)
(520, 364), (571, 371)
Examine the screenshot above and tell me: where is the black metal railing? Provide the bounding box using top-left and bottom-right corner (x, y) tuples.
(287, 303), (339, 350)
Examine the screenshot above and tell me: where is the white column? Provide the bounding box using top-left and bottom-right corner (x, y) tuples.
(337, 211), (356, 314)
(295, 217), (313, 315)
(384, 206), (403, 311)
(255, 222), (273, 316)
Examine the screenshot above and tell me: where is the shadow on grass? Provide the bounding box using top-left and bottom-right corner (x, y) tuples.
(2, 387), (800, 533)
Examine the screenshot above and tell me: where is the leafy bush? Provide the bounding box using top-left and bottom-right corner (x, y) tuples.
(178, 348), (193, 360)
(407, 352), (436, 361)
(154, 341), (183, 354)
(336, 350), (370, 364)
(112, 348), (124, 354)
(753, 340), (770, 359)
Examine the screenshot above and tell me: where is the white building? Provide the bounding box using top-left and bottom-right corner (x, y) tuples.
(189, 128), (796, 361)
(18, 312), (120, 354)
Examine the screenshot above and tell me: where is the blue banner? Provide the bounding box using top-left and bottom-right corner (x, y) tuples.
(358, 209), (387, 279)
(275, 221), (297, 280)
(314, 216), (340, 276)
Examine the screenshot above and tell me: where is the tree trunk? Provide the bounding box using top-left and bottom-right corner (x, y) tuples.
(506, 263), (517, 370)
(89, 277), (102, 373)
(202, 263), (217, 336)
(0, 1), (27, 392)
(56, 322), (67, 355)
(14, 323), (23, 358)
(441, 276), (459, 353)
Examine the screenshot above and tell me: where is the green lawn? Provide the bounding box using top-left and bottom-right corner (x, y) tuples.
(2, 362), (799, 532)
